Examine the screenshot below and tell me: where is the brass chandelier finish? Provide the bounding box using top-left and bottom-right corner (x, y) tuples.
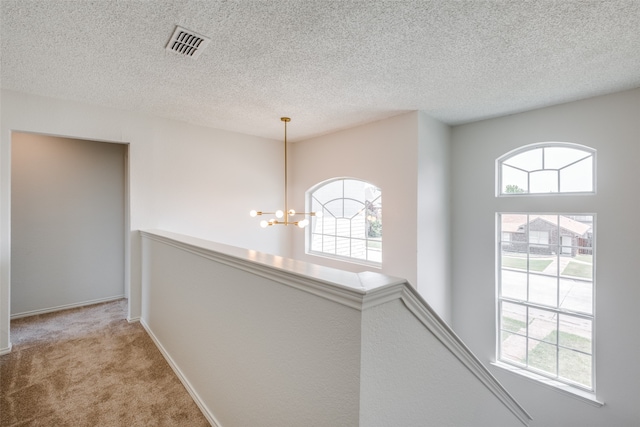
(250, 117), (320, 228)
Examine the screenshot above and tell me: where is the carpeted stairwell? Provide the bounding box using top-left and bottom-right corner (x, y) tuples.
(0, 299), (210, 426)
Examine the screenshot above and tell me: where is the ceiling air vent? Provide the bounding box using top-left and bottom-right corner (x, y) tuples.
(166, 26), (211, 59)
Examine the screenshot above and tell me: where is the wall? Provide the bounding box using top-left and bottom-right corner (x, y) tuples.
(141, 231), (363, 427)
(289, 113), (418, 286)
(451, 89), (640, 426)
(360, 299), (525, 427)
(417, 112), (451, 321)
(0, 89), (286, 352)
(290, 111), (452, 322)
(141, 230), (529, 427)
(11, 133), (125, 315)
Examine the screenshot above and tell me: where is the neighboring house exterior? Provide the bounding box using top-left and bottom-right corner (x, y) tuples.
(502, 214), (591, 256)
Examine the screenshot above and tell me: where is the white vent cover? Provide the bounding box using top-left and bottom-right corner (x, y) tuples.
(166, 26), (211, 59)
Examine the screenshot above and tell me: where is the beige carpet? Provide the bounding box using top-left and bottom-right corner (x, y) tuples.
(0, 299), (210, 426)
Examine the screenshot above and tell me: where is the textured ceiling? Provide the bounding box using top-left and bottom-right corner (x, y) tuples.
(1, 1), (639, 141)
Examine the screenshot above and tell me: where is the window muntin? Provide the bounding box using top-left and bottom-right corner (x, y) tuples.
(307, 178), (381, 264)
(498, 213), (595, 389)
(498, 143), (595, 195)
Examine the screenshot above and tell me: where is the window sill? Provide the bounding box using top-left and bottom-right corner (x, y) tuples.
(492, 361), (604, 407)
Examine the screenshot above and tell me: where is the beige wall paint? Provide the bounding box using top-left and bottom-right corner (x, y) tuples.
(289, 112), (419, 286)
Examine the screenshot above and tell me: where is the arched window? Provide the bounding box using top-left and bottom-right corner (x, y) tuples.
(496, 142), (596, 392)
(307, 178), (382, 264)
(498, 143), (595, 195)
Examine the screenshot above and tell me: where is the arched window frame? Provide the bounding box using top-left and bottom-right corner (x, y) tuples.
(496, 141), (598, 397)
(306, 177), (382, 266)
(497, 142), (596, 196)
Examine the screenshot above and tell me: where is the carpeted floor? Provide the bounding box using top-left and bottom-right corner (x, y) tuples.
(0, 299), (210, 426)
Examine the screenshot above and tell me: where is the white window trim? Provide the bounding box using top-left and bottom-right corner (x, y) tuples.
(496, 142), (596, 197)
(491, 361), (603, 407)
(497, 211), (598, 398)
(306, 178), (382, 267)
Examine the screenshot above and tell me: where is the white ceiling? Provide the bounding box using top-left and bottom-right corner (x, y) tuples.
(1, 1), (639, 141)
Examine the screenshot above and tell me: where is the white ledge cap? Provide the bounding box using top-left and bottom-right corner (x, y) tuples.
(140, 229), (407, 294)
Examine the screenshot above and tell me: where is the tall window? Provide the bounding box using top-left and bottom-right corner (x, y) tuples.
(307, 178), (382, 264)
(497, 144), (596, 392)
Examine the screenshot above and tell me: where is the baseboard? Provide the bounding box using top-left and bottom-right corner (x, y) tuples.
(140, 318), (222, 427)
(127, 316), (141, 323)
(0, 343), (12, 355)
(10, 295), (126, 319)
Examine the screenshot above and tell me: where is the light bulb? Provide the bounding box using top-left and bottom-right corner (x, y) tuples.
(298, 219), (309, 228)
(288, 209), (296, 216)
(275, 210), (284, 218)
(250, 210), (258, 217)
(260, 220), (269, 228)
(314, 211), (323, 218)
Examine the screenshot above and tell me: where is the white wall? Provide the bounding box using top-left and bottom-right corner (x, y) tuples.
(451, 89), (640, 426)
(417, 112), (451, 321)
(141, 230), (528, 427)
(0, 89), (286, 352)
(11, 133), (125, 315)
(141, 232), (363, 427)
(360, 299), (525, 427)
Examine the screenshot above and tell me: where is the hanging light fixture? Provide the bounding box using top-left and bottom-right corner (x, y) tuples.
(250, 117), (322, 228)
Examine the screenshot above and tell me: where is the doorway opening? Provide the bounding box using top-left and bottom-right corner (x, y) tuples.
(10, 132), (130, 322)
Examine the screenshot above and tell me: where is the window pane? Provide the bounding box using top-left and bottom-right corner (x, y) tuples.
(529, 230), (550, 245)
(322, 235), (335, 254)
(336, 237), (351, 257)
(367, 240), (382, 263)
(504, 148), (542, 172)
(559, 314), (592, 354)
(351, 239), (366, 260)
(501, 302), (526, 333)
(311, 198), (323, 214)
(502, 269), (527, 300)
(325, 199), (344, 218)
(311, 233), (322, 252)
(352, 215), (366, 239)
(501, 332), (526, 365)
(561, 249), (593, 280)
(502, 165), (528, 194)
(529, 273), (557, 307)
(559, 278), (593, 314)
(344, 198), (363, 219)
(307, 178), (382, 265)
(528, 308), (557, 343)
(343, 179), (365, 200)
(543, 147), (590, 169)
(323, 216), (336, 236)
(559, 349), (592, 388)
(312, 180), (342, 204)
(530, 170), (558, 193)
(336, 218), (350, 238)
(560, 156), (593, 192)
(528, 339), (557, 375)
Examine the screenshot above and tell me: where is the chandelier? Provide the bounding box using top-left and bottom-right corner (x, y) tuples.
(250, 117), (321, 228)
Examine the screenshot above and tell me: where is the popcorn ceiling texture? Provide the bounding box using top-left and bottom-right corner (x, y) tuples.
(1, 0), (639, 141)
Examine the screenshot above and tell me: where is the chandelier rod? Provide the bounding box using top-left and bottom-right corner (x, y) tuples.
(282, 117), (290, 225)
